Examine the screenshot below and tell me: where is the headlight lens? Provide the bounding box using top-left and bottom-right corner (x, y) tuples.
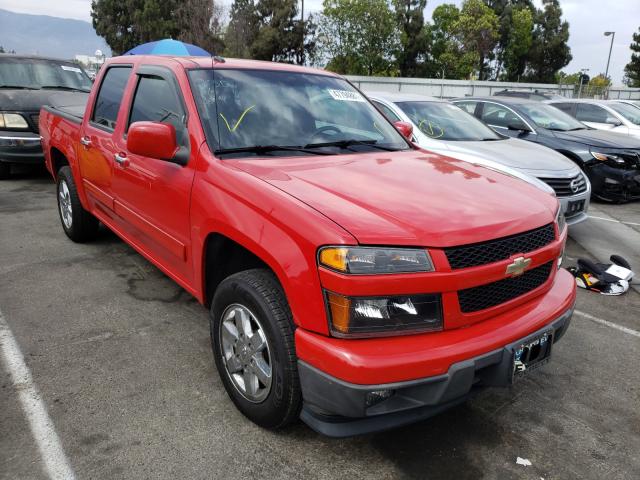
(591, 151), (625, 164)
(1, 113), (29, 129)
(556, 207), (566, 236)
(325, 291), (442, 337)
(319, 246), (433, 274)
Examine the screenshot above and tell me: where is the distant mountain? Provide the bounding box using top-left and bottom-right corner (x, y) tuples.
(0, 9), (111, 60)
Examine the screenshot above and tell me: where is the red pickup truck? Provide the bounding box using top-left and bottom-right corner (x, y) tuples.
(40, 55), (575, 437)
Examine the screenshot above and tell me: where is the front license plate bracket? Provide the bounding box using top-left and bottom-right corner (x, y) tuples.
(511, 330), (554, 382)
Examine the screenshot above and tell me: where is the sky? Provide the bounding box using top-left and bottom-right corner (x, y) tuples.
(0, 0), (638, 85)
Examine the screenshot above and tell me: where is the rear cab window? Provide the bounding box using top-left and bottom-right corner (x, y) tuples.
(91, 66), (132, 130)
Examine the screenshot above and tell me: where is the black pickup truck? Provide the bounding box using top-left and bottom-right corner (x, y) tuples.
(0, 54), (91, 179)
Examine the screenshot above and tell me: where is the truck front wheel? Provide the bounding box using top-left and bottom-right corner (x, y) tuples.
(211, 269), (301, 429)
(56, 166), (99, 242)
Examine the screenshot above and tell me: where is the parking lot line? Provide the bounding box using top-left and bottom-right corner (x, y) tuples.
(588, 215), (640, 227)
(0, 308), (76, 480)
(574, 310), (640, 338)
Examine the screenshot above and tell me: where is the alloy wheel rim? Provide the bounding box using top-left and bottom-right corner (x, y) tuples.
(219, 303), (272, 403)
(58, 180), (73, 229)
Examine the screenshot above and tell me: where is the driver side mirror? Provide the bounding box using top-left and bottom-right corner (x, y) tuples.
(394, 121), (414, 140)
(507, 120), (532, 133)
(605, 116), (622, 126)
(127, 121), (181, 163)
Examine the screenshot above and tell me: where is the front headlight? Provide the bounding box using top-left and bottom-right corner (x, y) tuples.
(555, 206), (566, 236)
(591, 151), (625, 164)
(0, 113), (29, 129)
(325, 291), (442, 337)
(319, 246), (433, 274)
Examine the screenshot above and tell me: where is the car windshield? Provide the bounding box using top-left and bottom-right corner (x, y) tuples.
(520, 103), (586, 131)
(187, 68), (409, 157)
(0, 57), (92, 91)
(396, 101), (502, 141)
(609, 102), (640, 125)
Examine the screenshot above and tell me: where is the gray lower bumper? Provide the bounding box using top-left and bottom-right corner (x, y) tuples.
(299, 305), (574, 437)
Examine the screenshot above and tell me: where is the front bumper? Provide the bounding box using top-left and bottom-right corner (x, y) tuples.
(0, 131), (43, 165)
(586, 162), (640, 202)
(299, 305), (573, 437)
(558, 190), (590, 225)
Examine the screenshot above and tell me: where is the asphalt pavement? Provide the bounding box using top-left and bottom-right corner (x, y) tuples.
(1, 168), (639, 480)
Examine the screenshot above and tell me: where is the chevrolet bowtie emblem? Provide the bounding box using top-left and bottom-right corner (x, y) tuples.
(506, 256), (531, 276)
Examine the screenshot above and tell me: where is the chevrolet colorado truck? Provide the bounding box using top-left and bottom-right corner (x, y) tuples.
(40, 55), (575, 437)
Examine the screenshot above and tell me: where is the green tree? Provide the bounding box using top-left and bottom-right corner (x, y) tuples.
(317, 0), (400, 76)
(91, 0), (180, 55)
(176, 0), (226, 55)
(225, 0), (261, 58)
(426, 1), (498, 80)
(252, 0), (310, 64)
(392, 0), (429, 77)
(525, 0), (572, 83)
(623, 27), (640, 87)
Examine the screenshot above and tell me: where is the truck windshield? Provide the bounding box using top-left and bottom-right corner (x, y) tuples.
(0, 57), (92, 92)
(188, 69), (409, 157)
(396, 101), (503, 141)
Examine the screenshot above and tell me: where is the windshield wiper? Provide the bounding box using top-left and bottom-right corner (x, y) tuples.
(40, 85), (90, 92)
(0, 85), (39, 90)
(304, 139), (401, 151)
(214, 145), (332, 156)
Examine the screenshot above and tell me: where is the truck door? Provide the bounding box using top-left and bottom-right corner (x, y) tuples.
(78, 65), (133, 218)
(111, 65), (196, 285)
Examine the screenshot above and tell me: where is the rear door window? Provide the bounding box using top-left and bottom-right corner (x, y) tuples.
(91, 66), (132, 130)
(552, 103), (575, 115)
(480, 103), (521, 128)
(454, 101), (478, 116)
(575, 103), (609, 123)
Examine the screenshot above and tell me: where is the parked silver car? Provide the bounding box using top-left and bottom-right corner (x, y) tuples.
(548, 99), (640, 138)
(368, 92), (590, 225)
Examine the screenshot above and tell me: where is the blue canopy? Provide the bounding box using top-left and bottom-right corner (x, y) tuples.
(124, 39), (211, 57)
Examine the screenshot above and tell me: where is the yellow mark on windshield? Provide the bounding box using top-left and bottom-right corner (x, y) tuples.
(418, 120), (444, 139)
(219, 105), (256, 132)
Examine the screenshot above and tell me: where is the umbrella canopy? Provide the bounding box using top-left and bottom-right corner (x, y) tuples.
(124, 39), (211, 57)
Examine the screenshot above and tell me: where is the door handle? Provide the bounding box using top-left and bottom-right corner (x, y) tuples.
(114, 152), (129, 167)
(80, 136), (91, 147)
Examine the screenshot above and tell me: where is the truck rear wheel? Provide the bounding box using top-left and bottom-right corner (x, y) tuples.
(210, 269), (301, 429)
(56, 166), (99, 242)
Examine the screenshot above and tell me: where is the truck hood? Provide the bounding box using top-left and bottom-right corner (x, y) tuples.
(550, 128), (640, 148)
(0, 89), (89, 111)
(230, 150), (558, 247)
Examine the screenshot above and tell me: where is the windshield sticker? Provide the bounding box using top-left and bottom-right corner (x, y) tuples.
(328, 89), (365, 102)
(61, 65), (82, 73)
(418, 120), (445, 139)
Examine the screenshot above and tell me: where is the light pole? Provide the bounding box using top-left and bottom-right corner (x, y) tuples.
(300, 0), (305, 65)
(604, 31), (615, 98)
(604, 31), (615, 81)
(577, 68), (589, 98)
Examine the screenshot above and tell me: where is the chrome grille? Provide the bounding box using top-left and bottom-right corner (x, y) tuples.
(538, 174), (587, 197)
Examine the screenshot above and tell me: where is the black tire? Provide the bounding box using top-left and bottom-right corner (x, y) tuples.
(0, 162), (10, 180)
(211, 269), (301, 429)
(56, 166), (99, 242)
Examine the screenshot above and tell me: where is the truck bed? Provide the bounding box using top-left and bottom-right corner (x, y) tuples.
(42, 103), (85, 124)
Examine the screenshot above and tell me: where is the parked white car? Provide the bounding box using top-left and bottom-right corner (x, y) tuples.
(367, 92), (590, 225)
(547, 99), (640, 138)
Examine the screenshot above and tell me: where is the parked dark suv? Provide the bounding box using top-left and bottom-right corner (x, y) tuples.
(0, 54), (91, 179)
(453, 97), (640, 202)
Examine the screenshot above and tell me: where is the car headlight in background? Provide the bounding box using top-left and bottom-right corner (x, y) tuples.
(591, 151), (625, 164)
(325, 291), (442, 337)
(319, 246), (433, 274)
(555, 206), (566, 235)
(0, 113), (29, 130)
